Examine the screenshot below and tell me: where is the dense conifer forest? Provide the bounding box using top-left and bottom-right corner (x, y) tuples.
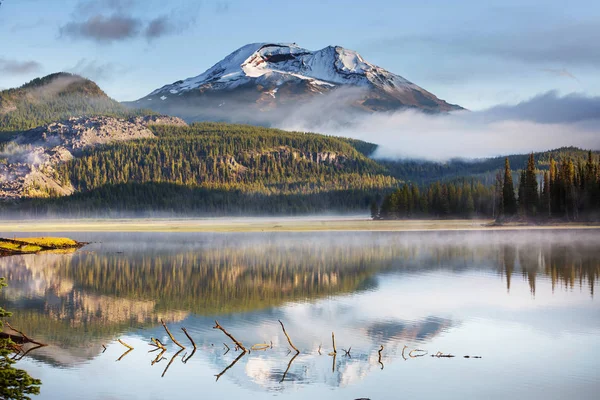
(374, 151), (600, 221)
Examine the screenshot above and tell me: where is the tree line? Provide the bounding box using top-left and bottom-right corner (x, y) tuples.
(374, 151), (600, 221)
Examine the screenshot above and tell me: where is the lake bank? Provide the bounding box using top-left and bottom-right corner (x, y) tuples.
(2, 218), (600, 232)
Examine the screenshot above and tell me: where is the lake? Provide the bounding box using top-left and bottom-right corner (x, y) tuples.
(1, 229), (599, 399)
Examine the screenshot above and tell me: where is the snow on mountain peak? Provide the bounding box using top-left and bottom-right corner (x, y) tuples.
(149, 43), (415, 96)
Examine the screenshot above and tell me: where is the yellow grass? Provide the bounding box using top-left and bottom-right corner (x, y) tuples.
(14, 237), (79, 247)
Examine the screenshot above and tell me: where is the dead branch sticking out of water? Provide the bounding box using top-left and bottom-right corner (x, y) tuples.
(102, 344), (107, 353)
(181, 327), (196, 349)
(161, 319), (185, 349)
(117, 339), (134, 350)
(223, 342), (230, 355)
(409, 349), (428, 358)
(463, 355), (482, 358)
(402, 345), (408, 360)
(280, 351), (299, 383)
(150, 337), (167, 350)
(5, 322), (47, 347)
(318, 344), (322, 355)
(378, 345), (384, 370)
(215, 351), (246, 382)
(162, 348), (184, 377)
(278, 320), (300, 354)
(213, 320), (247, 353)
(328, 332), (337, 356)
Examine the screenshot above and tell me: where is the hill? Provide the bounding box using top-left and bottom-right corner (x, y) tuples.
(0, 72), (152, 137)
(126, 43), (462, 126)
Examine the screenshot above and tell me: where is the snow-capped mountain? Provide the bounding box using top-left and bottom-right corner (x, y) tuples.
(129, 43), (462, 125)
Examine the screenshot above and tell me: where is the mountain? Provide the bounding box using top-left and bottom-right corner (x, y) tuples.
(127, 43), (462, 125)
(0, 72), (151, 136)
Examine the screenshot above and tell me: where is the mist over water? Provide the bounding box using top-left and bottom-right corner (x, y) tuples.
(3, 229), (599, 399)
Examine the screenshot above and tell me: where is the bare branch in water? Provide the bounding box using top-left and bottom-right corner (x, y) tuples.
(213, 320), (247, 353)
(278, 320), (300, 354)
(162, 348), (184, 377)
(280, 351), (299, 383)
(161, 319), (185, 349)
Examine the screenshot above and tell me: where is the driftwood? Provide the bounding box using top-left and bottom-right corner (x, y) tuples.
(278, 320), (299, 354)
(150, 337), (167, 350)
(162, 348), (184, 377)
(102, 344), (107, 353)
(161, 319), (185, 349)
(401, 345), (408, 360)
(4, 322), (47, 347)
(213, 320), (247, 353)
(409, 349), (428, 358)
(117, 339), (134, 350)
(328, 332), (337, 356)
(215, 351), (246, 382)
(223, 342), (230, 355)
(280, 351), (299, 383)
(251, 343), (270, 351)
(378, 345), (384, 370)
(318, 344), (322, 355)
(181, 327), (196, 349)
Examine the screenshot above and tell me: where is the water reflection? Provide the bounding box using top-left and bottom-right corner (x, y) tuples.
(1, 230), (599, 399)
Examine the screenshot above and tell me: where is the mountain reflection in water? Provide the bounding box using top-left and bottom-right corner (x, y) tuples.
(1, 230), (599, 400)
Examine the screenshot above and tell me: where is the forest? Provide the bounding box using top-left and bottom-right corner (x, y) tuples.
(374, 151), (600, 221)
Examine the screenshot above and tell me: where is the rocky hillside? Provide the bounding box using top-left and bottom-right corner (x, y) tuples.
(127, 43), (462, 126)
(0, 115), (186, 198)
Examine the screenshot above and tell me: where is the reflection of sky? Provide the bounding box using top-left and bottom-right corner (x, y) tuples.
(7, 230), (600, 399)
(15, 267), (600, 399)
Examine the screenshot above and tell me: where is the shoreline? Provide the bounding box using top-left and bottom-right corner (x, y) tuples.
(1, 218), (600, 233)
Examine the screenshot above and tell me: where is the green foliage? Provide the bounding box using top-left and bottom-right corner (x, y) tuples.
(0, 278), (42, 400)
(377, 151), (600, 222)
(5, 123), (395, 215)
(0, 73), (152, 135)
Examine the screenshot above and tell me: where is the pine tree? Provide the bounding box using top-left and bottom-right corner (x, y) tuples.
(502, 158), (517, 216)
(524, 153), (539, 216)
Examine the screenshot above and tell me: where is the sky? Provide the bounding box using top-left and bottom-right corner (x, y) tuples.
(1, 0), (599, 111)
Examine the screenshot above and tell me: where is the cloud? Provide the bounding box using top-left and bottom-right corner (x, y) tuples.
(60, 1), (197, 43)
(275, 90), (600, 160)
(60, 14), (142, 42)
(67, 59), (121, 81)
(0, 58), (42, 75)
(144, 16), (172, 39)
(541, 68), (579, 82)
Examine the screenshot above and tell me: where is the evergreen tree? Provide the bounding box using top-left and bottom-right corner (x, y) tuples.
(502, 158), (517, 216)
(523, 153), (539, 216)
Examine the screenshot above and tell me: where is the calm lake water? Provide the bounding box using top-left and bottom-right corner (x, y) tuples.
(1, 229), (599, 399)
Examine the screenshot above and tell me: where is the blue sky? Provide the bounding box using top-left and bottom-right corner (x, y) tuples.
(1, 0), (599, 110)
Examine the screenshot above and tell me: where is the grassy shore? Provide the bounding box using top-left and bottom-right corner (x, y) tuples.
(1, 218), (600, 233)
(0, 237), (83, 256)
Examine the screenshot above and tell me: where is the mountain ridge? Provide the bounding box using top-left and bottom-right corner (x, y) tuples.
(128, 42), (462, 125)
